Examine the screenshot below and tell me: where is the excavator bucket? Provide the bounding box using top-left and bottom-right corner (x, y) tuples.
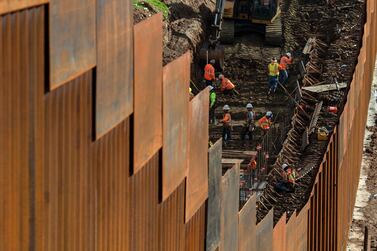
(199, 42), (225, 71)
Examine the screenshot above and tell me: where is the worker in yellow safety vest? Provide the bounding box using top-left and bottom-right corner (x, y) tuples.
(267, 57), (280, 95)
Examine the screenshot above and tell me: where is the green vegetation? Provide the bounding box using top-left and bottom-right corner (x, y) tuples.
(133, 0), (170, 19)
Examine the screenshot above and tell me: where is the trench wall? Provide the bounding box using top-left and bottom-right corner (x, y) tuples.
(1, 0), (377, 250)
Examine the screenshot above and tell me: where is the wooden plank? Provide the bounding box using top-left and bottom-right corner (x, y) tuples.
(162, 52), (190, 201)
(302, 82), (347, 93)
(49, 0), (96, 89)
(133, 14), (163, 173)
(0, 0), (48, 15)
(186, 88), (209, 222)
(95, 0), (133, 138)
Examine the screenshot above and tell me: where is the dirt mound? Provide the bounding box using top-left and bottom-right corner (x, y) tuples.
(133, 0), (215, 64)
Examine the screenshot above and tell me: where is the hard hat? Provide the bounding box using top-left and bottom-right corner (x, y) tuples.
(208, 85), (214, 91)
(210, 59), (216, 64)
(286, 52), (291, 57)
(271, 57), (276, 62)
(246, 103), (253, 109)
(223, 105), (230, 111)
(219, 74), (224, 79)
(266, 111), (273, 118)
(189, 87), (192, 93)
(282, 163), (289, 171)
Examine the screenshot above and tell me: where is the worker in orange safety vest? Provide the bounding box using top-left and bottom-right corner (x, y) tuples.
(220, 105), (232, 144)
(219, 74), (236, 95)
(204, 59), (216, 86)
(257, 111), (273, 131)
(279, 52), (293, 85)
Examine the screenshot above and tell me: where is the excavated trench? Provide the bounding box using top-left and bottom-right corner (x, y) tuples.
(256, 0), (365, 223)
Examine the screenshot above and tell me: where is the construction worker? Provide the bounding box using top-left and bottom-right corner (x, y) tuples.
(220, 105), (232, 144)
(219, 74), (236, 95)
(279, 52), (293, 85)
(204, 59), (216, 86)
(189, 87), (194, 101)
(209, 86), (217, 124)
(257, 111), (273, 131)
(267, 57), (279, 95)
(247, 157), (257, 182)
(275, 163), (297, 193)
(241, 103), (255, 142)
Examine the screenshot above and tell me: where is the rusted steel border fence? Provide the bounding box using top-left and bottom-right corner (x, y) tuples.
(1, 0), (377, 250)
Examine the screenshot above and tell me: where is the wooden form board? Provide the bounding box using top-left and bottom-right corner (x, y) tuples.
(95, 0), (134, 138)
(220, 164), (240, 251)
(133, 14), (163, 173)
(186, 88), (209, 222)
(49, 0), (96, 89)
(162, 52), (190, 201)
(206, 139), (222, 251)
(0, 0), (48, 15)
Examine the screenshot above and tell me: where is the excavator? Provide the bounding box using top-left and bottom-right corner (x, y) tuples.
(200, 0), (282, 70)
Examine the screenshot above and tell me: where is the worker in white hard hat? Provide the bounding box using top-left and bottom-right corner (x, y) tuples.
(241, 103), (255, 143)
(257, 111), (273, 132)
(220, 105), (232, 144)
(219, 74), (237, 96)
(275, 163), (298, 193)
(279, 52), (293, 85)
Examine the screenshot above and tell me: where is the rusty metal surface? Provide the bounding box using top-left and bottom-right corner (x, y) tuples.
(162, 52), (190, 201)
(186, 88), (209, 222)
(285, 212), (297, 251)
(0, 7), (45, 251)
(256, 209), (273, 251)
(49, 0), (96, 89)
(95, 0), (133, 139)
(0, 0), (48, 15)
(206, 139), (222, 251)
(133, 13), (163, 174)
(220, 164), (240, 251)
(185, 204), (206, 251)
(273, 213), (286, 251)
(238, 195), (256, 251)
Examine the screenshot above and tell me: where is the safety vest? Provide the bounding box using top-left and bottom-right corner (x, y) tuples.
(221, 78), (235, 91)
(268, 63), (279, 77)
(280, 56), (292, 70)
(287, 170), (297, 184)
(204, 64), (215, 81)
(258, 116), (271, 130)
(248, 160), (257, 170)
(210, 91), (216, 108)
(222, 113), (231, 127)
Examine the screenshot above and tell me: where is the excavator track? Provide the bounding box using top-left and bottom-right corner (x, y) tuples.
(220, 19), (235, 44)
(265, 17), (282, 46)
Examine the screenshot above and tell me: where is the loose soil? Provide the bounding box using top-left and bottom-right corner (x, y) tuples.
(134, 0), (215, 67)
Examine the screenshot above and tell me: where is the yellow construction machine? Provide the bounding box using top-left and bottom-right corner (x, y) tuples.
(200, 0), (282, 70)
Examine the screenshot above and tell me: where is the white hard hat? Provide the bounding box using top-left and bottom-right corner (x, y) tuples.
(286, 52), (291, 57)
(246, 103), (253, 109)
(223, 105), (230, 110)
(266, 111), (273, 117)
(219, 74), (224, 79)
(282, 163), (289, 170)
(208, 85), (214, 91)
(210, 59), (216, 64)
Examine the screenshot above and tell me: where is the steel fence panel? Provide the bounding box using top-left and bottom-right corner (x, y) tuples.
(95, 0), (134, 138)
(256, 209), (273, 251)
(162, 52), (190, 201)
(134, 13), (163, 174)
(206, 139), (222, 251)
(238, 195), (256, 251)
(49, 0), (96, 89)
